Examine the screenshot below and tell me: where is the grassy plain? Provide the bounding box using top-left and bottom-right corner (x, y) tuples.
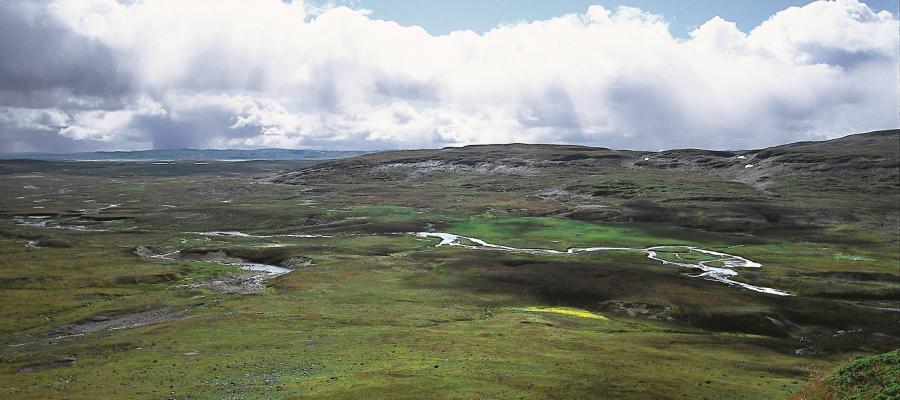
(0, 137), (897, 400)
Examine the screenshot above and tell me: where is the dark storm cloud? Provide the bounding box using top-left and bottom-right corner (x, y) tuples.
(132, 108), (262, 150)
(0, 1), (130, 97)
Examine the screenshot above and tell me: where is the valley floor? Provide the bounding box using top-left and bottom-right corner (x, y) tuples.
(0, 158), (896, 399)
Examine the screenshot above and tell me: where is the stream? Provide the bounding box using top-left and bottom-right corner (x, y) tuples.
(415, 232), (791, 296)
(142, 249), (291, 276)
(12, 216), (790, 296)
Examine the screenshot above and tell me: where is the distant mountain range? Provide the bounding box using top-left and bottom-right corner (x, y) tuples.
(0, 148), (372, 161)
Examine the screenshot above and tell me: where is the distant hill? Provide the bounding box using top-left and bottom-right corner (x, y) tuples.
(0, 148), (371, 161)
(634, 129), (900, 190)
(270, 129), (899, 234)
(273, 130), (899, 189)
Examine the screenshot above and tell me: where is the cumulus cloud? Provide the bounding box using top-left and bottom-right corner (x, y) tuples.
(0, 0), (897, 152)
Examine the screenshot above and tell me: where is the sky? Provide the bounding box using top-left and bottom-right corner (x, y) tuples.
(332, 0), (898, 37)
(0, 0), (897, 153)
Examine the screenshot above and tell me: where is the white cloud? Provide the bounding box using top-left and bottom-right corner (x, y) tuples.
(60, 96), (165, 141)
(0, 107), (70, 131)
(0, 0), (897, 151)
(0, 96), (164, 143)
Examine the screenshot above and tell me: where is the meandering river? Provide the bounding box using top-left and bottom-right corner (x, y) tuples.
(13, 217), (790, 296)
(415, 232), (791, 296)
